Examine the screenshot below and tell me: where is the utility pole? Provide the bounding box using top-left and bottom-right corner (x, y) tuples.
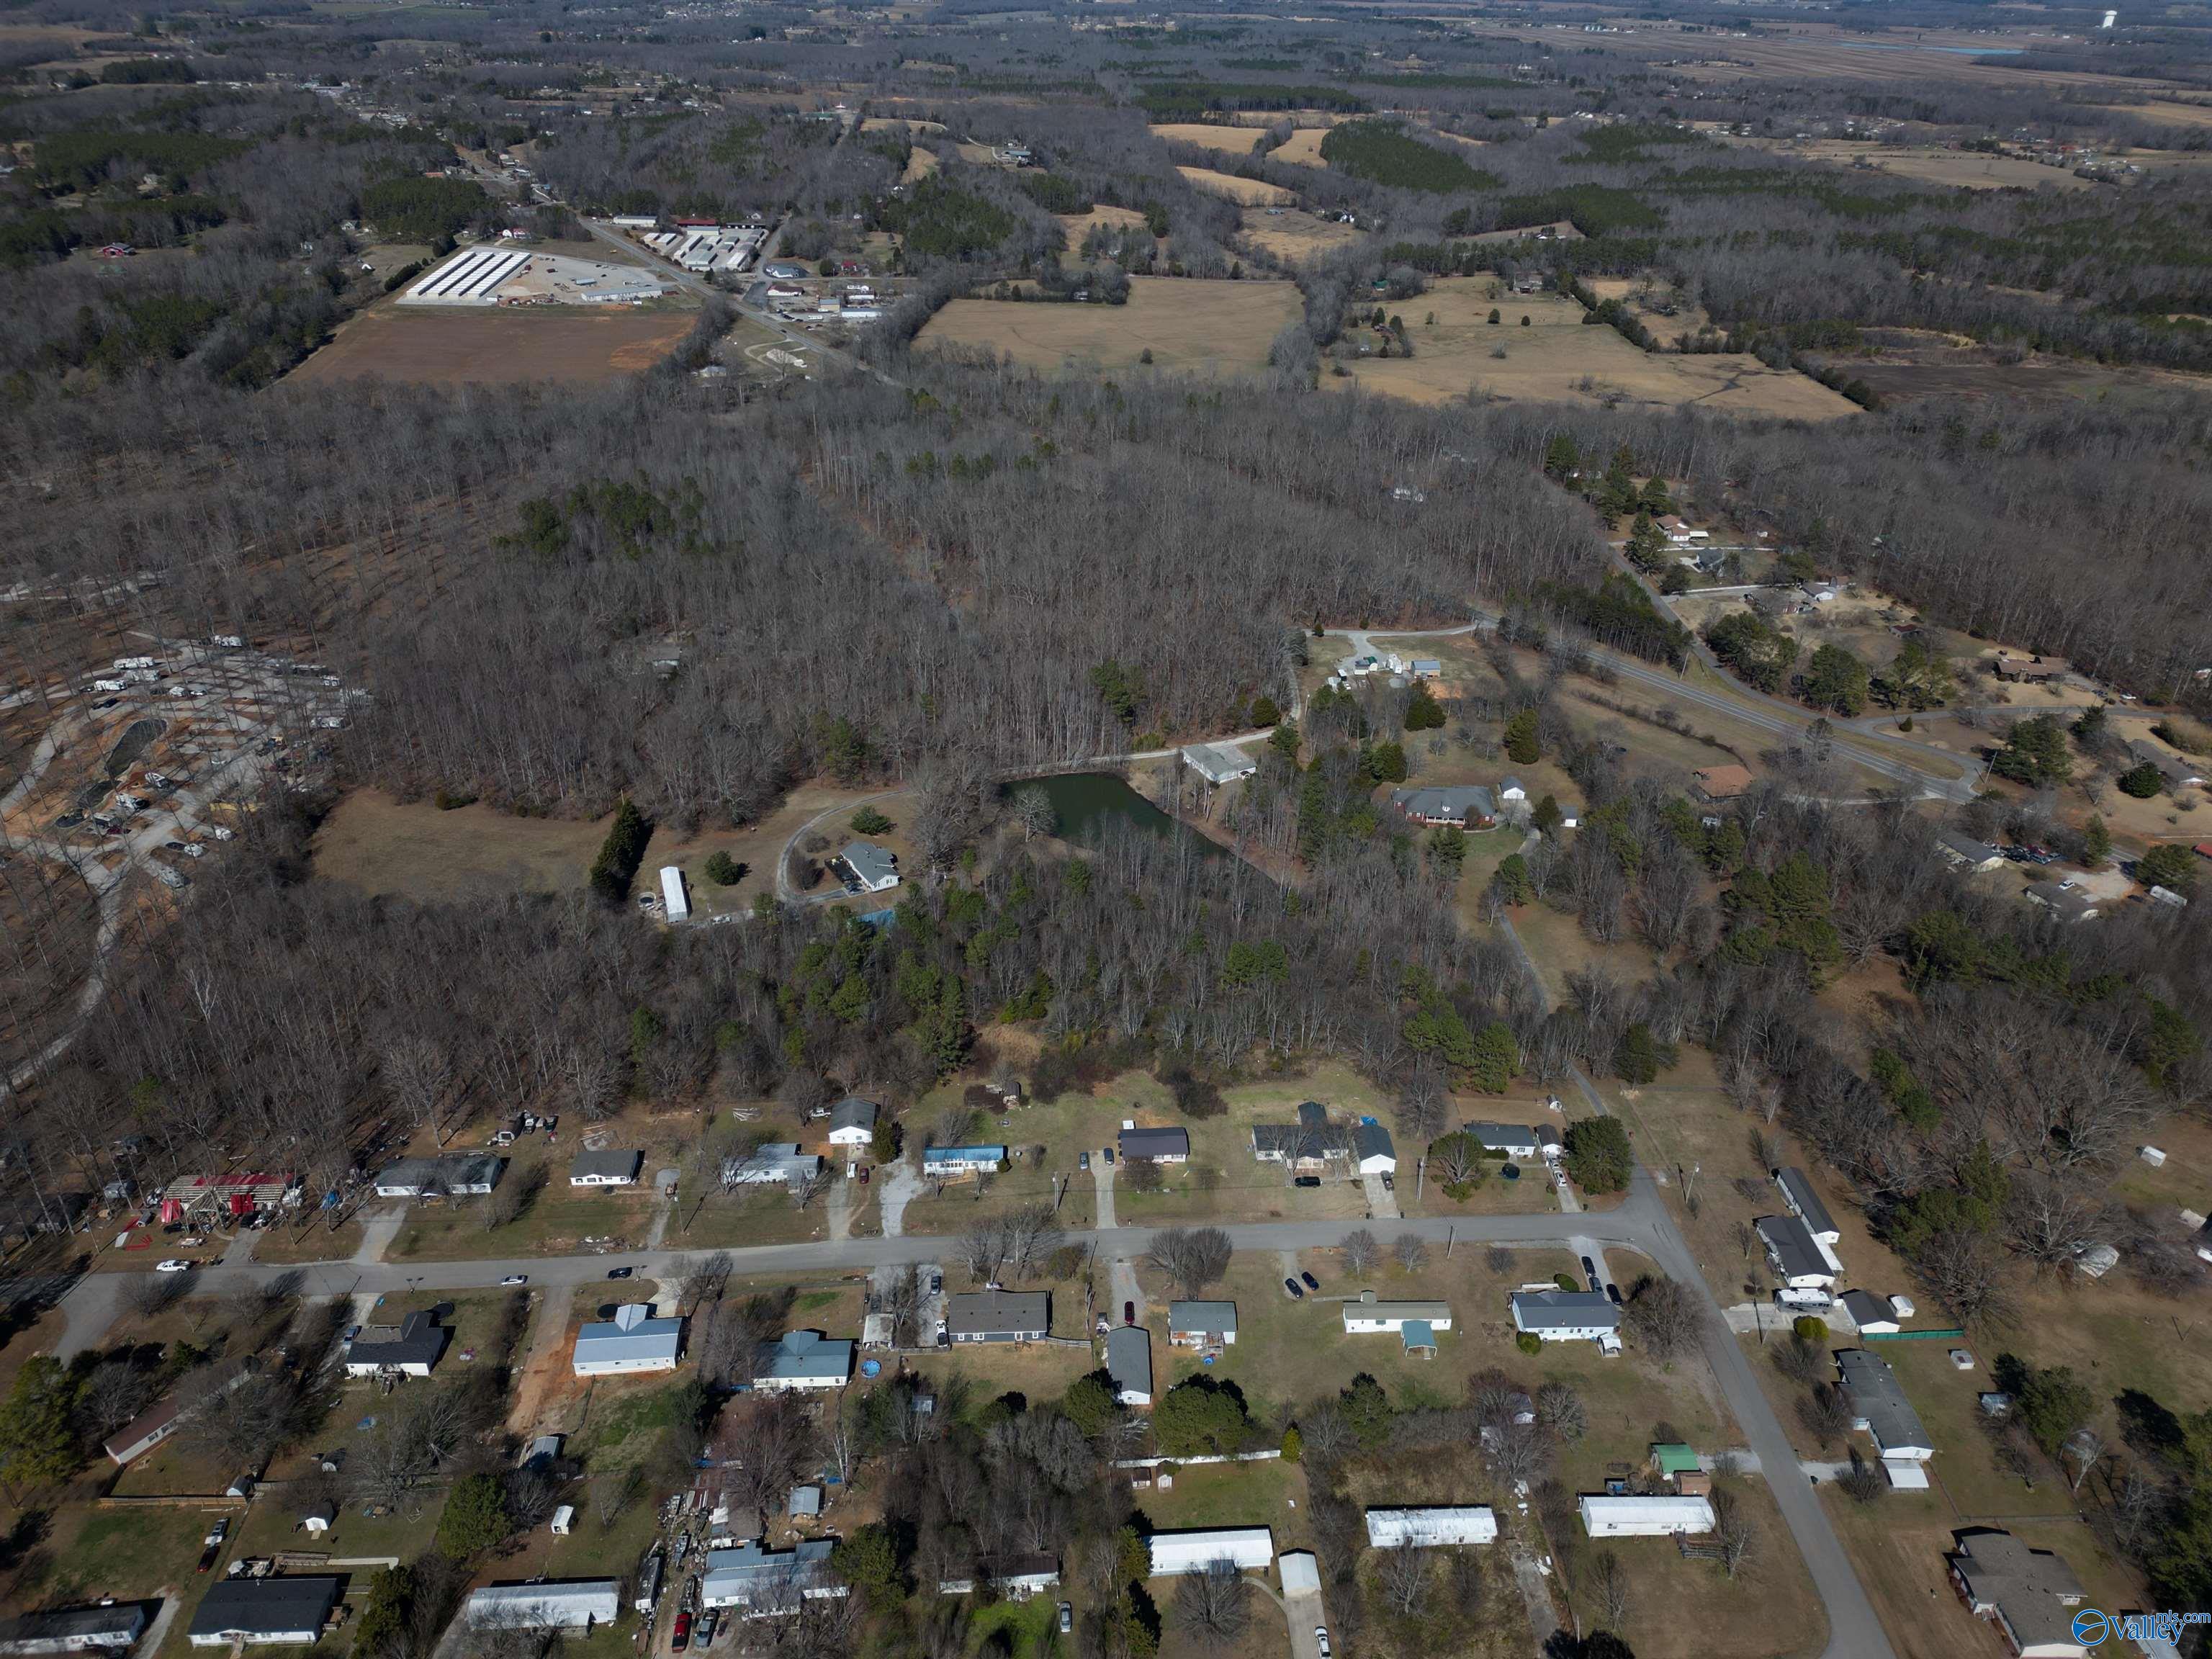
(1416, 1155), (1426, 1202)
(1446, 1225), (1455, 1258)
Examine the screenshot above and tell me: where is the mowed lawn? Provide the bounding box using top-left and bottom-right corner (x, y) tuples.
(917, 276), (1300, 374)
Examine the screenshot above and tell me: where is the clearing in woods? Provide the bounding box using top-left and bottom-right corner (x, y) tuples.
(1058, 204), (1154, 246)
(313, 789), (612, 899)
(291, 301), (696, 386)
(917, 276), (1301, 374)
(1332, 275), (1858, 418)
(1174, 165), (1295, 204)
(1151, 122), (1271, 158)
(1238, 205), (1369, 262)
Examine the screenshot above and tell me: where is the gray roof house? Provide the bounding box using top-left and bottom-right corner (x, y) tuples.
(1353, 1120), (1396, 1174)
(839, 842), (900, 894)
(1838, 1290), (1900, 1335)
(464, 1582), (623, 1632)
(1775, 1167), (1838, 1242)
(343, 1310), (450, 1377)
(701, 1540), (840, 1610)
(372, 1152), (504, 1198)
(1466, 1122), (1543, 1158)
(103, 1396), (180, 1466)
(186, 1578), (341, 1647)
(1934, 830), (2006, 873)
(570, 1148), (643, 1187)
(572, 1305), (683, 1377)
(1181, 742), (1258, 786)
(1252, 1101), (1352, 1166)
(1509, 1290), (1620, 1345)
(0, 1604), (154, 1655)
(1756, 1213), (1839, 1289)
(1390, 786), (1498, 828)
(1166, 1301), (1237, 1346)
(754, 1331), (854, 1393)
(1105, 1325), (1153, 1407)
(722, 1143), (824, 1187)
(827, 1098), (878, 1146)
(2129, 737), (2206, 789)
(2024, 881), (2100, 923)
(1946, 1531), (2087, 1659)
(945, 1290), (1049, 1343)
(1838, 1349), (1936, 1462)
(1119, 1126), (1189, 1164)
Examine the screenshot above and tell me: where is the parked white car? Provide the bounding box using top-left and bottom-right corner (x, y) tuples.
(155, 1258), (194, 1273)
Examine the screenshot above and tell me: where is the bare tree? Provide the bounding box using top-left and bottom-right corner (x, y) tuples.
(379, 1032), (457, 1148)
(1373, 1544), (1434, 1622)
(1797, 1384), (1851, 1451)
(1623, 1275), (1700, 1359)
(1393, 1233), (1429, 1272)
(957, 1218), (1008, 1285)
(1340, 1228), (1380, 1276)
(2064, 1427), (2107, 1493)
(716, 1393), (820, 1537)
(1170, 1560), (1250, 1653)
(1012, 785), (1057, 840)
(1395, 1066), (1449, 1148)
(1145, 1227), (1232, 1298)
(1482, 1423), (1551, 1489)
(1711, 1485), (1758, 1579)
(590, 1467), (642, 1527)
(1917, 1227), (2016, 1331)
(1000, 1204), (1065, 1282)
(125, 1272), (189, 1318)
(1535, 1381), (1586, 1442)
(1484, 1244), (1513, 1277)
(1591, 1548), (1631, 1631)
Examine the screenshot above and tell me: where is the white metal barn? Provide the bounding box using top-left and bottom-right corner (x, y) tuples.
(403, 248), (530, 305)
(660, 865), (690, 919)
(1578, 1496), (1715, 1538)
(1364, 1508), (1498, 1548)
(1146, 1529), (1274, 1576)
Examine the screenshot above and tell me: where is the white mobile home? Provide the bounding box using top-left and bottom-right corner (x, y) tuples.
(660, 865), (690, 919)
(572, 1305), (683, 1377)
(464, 1582), (622, 1632)
(1364, 1508), (1498, 1548)
(1341, 1292), (1452, 1335)
(1146, 1529), (1274, 1577)
(1578, 1496), (1715, 1538)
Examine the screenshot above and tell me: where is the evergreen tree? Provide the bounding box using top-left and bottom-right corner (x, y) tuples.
(1503, 709), (1541, 765)
(2082, 814), (2111, 866)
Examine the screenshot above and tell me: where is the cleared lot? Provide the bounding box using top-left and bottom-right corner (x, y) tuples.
(917, 276), (1302, 374)
(292, 301), (696, 386)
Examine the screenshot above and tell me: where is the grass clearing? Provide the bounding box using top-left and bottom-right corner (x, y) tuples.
(917, 277), (1300, 376)
(313, 789), (610, 900)
(1151, 122), (1272, 158)
(290, 300), (696, 387)
(1328, 276), (1857, 418)
(1236, 207), (1369, 264)
(1172, 166), (1295, 205)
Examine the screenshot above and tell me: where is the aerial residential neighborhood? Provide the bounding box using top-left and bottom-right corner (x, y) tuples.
(6, 0), (2212, 1653)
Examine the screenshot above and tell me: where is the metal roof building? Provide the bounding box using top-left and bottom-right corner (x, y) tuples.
(1578, 1496), (1715, 1538)
(701, 1540), (840, 1610)
(1118, 1127), (1189, 1163)
(1146, 1528), (1274, 1576)
(753, 1330), (853, 1393)
(945, 1290), (1049, 1342)
(1180, 743), (1257, 786)
(0, 1604), (154, 1655)
(570, 1148), (643, 1187)
(1756, 1213), (1840, 1288)
(1775, 1167), (1839, 1241)
(1509, 1290), (1620, 1344)
(1364, 1508), (1498, 1548)
(1105, 1325), (1153, 1406)
(1837, 1349), (1934, 1460)
(572, 1305), (683, 1377)
(464, 1581), (622, 1631)
(372, 1153), (504, 1197)
(1166, 1301), (1237, 1346)
(343, 1309), (450, 1377)
(1342, 1292), (1451, 1334)
(186, 1578), (341, 1647)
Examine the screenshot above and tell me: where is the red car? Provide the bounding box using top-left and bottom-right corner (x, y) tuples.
(1123, 1300), (1136, 1324)
(671, 1613), (692, 1653)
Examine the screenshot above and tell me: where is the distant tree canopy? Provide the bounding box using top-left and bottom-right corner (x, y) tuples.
(359, 175), (493, 244)
(1318, 120), (1498, 193)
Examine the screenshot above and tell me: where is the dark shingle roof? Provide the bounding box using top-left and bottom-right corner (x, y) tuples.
(188, 1578), (341, 1641)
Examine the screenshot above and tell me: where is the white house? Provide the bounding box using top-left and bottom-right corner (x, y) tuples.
(1466, 1122), (1545, 1159)
(1146, 1529), (1274, 1577)
(660, 865), (690, 920)
(1364, 1508), (1497, 1548)
(827, 1099), (878, 1148)
(572, 1305), (683, 1377)
(1509, 1290), (1622, 1350)
(1353, 1120), (1396, 1174)
(372, 1153), (504, 1198)
(1837, 1349), (1936, 1480)
(701, 1541), (842, 1611)
(186, 1579), (342, 1647)
(1578, 1496), (1714, 1538)
(1756, 1213), (1841, 1290)
(1341, 1292), (1451, 1334)
(1181, 743), (1257, 786)
(1838, 1290), (1899, 1335)
(1166, 1301), (1236, 1347)
(569, 1148), (643, 1187)
(923, 1145), (1004, 1177)
(722, 1144), (824, 1187)
(343, 1310), (449, 1378)
(1774, 1167), (1840, 1244)
(0, 1604), (153, 1655)
(839, 842), (900, 894)
(464, 1582), (622, 1632)
(753, 1331), (854, 1393)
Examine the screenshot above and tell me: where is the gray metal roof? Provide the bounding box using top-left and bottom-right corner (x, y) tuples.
(465, 1582), (621, 1629)
(829, 1097), (878, 1134)
(0, 1603), (153, 1653)
(574, 1310), (683, 1367)
(1776, 1167), (1837, 1237)
(1837, 1349), (1933, 1454)
(1509, 1290), (1619, 1331)
(1105, 1326), (1151, 1398)
(756, 1330), (853, 1385)
(840, 842), (899, 887)
(345, 1310), (449, 1371)
(188, 1578), (341, 1642)
(1756, 1213), (1832, 1282)
(1947, 1531), (2085, 1653)
(1390, 786), (1497, 823)
(1354, 1121), (1395, 1164)
(570, 1148), (642, 1182)
(1167, 1300), (1236, 1336)
(1466, 1121), (1542, 1151)
(374, 1152), (504, 1192)
(945, 1290), (1048, 1337)
(1119, 1127), (1189, 1160)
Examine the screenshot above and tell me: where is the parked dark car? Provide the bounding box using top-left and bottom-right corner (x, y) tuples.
(607, 1266), (634, 1280)
(1122, 1300), (1134, 1324)
(1300, 1272), (1320, 1291)
(1606, 1282), (1623, 1306)
(672, 1612), (691, 1652)
(1284, 1278), (1304, 1300)
(1581, 1255), (1598, 1280)
(1292, 1174), (1321, 1188)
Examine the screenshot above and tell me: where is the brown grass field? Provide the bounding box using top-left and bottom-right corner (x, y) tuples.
(1831, 328), (2212, 407)
(1748, 137), (2099, 192)
(917, 276), (1300, 374)
(1151, 122), (1272, 158)
(902, 145), (939, 182)
(1272, 127), (1331, 166)
(1585, 274), (1717, 348)
(292, 301), (695, 386)
(1174, 165), (1295, 205)
(313, 789), (611, 898)
(1058, 204), (1153, 248)
(1237, 206), (1369, 263)
(1331, 276), (1856, 418)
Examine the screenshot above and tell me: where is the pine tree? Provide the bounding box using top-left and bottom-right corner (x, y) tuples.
(2082, 814), (2111, 866)
(1503, 709), (1541, 765)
